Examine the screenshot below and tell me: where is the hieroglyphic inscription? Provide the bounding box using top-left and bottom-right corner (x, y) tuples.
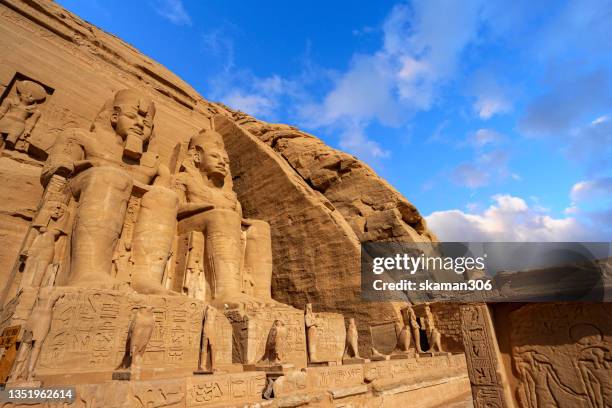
(460, 304), (510, 408)
(364, 353), (466, 383)
(186, 372), (266, 406)
(37, 289), (204, 375)
(272, 365), (365, 398)
(233, 307), (307, 368)
(132, 379), (185, 408)
(214, 314), (232, 366)
(510, 303), (611, 408)
(370, 321), (398, 355)
(308, 312), (346, 363)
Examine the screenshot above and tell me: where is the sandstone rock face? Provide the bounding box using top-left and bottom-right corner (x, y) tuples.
(0, 4), (435, 343)
(227, 111), (437, 243)
(0, 2), (468, 406)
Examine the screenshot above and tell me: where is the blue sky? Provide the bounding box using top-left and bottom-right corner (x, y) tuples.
(58, 0), (612, 241)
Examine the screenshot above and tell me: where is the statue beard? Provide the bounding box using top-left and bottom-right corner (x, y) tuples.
(207, 169), (226, 187)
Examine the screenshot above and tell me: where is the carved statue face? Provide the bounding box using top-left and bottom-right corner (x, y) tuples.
(19, 91), (36, 105)
(111, 104), (154, 142)
(50, 202), (67, 220)
(199, 147), (229, 179)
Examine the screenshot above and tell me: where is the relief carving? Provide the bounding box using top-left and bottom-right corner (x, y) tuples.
(460, 304), (512, 408)
(510, 304), (611, 408)
(0, 79), (48, 154)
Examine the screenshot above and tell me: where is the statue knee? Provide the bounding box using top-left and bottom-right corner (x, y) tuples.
(245, 219), (271, 239)
(209, 208), (242, 227)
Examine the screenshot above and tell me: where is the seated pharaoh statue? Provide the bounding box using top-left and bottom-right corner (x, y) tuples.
(40, 89), (178, 294)
(175, 129), (274, 308)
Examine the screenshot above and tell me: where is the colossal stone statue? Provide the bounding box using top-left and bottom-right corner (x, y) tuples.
(176, 129), (273, 306)
(41, 89), (177, 293)
(0, 80), (46, 152)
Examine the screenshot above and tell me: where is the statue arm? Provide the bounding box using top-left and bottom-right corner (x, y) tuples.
(0, 98), (11, 118)
(175, 171), (215, 218)
(178, 202), (215, 219)
(23, 110), (42, 136)
(41, 129), (85, 186)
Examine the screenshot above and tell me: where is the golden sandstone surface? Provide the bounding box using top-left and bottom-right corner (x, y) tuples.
(0, 2), (609, 408)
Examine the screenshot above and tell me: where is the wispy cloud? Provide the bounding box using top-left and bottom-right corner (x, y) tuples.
(468, 72), (513, 119)
(451, 149), (516, 189)
(571, 177), (612, 202)
(519, 70), (611, 135)
(153, 0), (192, 26)
(294, 0), (488, 163)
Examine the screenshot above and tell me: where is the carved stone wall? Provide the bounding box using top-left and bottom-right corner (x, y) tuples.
(0, 1), (435, 353)
(460, 304), (514, 408)
(493, 302), (612, 408)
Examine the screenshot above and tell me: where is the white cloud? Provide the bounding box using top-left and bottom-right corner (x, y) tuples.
(468, 72), (512, 119)
(474, 95), (511, 119)
(337, 121), (390, 160)
(154, 0), (192, 26)
(222, 92), (276, 118)
(570, 177), (612, 202)
(566, 114), (612, 173)
(468, 128), (504, 148)
(426, 194), (595, 241)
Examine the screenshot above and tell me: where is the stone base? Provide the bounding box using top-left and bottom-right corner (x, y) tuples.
(419, 351), (451, 357)
(112, 370), (131, 381)
(0, 354), (470, 407)
(244, 363), (295, 374)
(308, 360), (342, 367)
(192, 369), (215, 375)
(5, 379), (42, 388)
(390, 352), (415, 360)
(0, 287), (233, 386)
(343, 357), (369, 365)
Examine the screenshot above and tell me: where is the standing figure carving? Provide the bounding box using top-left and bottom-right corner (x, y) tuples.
(406, 306), (422, 353)
(424, 305), (443, 353)
(0, 80), (46, 152)
(41, 89), (177, 293)
(21, 199), (67, 285)
(260, 320), (286, 365)
(196, 305), (216, 373)
(345, 318), (360, 359)
(125, 306), (155, 381)
(8, 288), (64, 382)
(396, 321), (411, 353)
(176, 129), (274, 306)
(304, 303), (319, 362)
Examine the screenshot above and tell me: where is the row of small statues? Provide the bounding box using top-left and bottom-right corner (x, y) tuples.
(6, 285), (444, 384)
